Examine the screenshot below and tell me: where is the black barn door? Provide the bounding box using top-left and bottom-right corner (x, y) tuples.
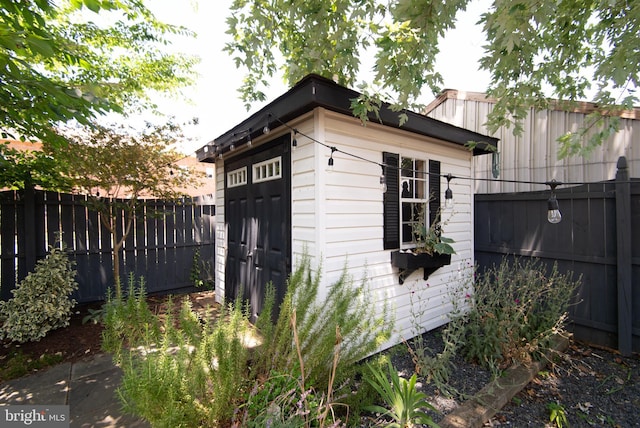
(225, 135), (291, 321)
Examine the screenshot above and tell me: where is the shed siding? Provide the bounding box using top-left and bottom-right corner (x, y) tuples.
(291, 109), (475, 347)
(427, 94), (640, 192)
(214, 157), (226, 304)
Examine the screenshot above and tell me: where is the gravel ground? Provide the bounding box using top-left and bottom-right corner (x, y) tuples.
(384, 327), (639, 427)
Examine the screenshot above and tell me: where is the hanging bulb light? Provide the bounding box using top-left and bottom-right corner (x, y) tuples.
(327, 147), (336, 171)
(380, 174), (387, 193)
(263, 113), (271, 135)
(292, 129), (298, 150)
(547, 194), (562, 224)
(546, 179), (562, 224)
(444, 173), (454, 209)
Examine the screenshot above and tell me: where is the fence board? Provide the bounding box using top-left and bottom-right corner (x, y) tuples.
(475, 176), (639, 353)
(0, 192), (16, 301)
(0, 190), (215, 304)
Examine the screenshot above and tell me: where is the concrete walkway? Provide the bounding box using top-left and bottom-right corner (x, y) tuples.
(0, 353), (148, 428)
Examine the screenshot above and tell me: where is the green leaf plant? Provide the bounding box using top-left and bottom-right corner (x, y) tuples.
(365, 360), (439, 428)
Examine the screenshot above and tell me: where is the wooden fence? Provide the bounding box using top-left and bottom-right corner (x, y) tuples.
(0, 189), (215, 303)
(475, 157), (638, 355)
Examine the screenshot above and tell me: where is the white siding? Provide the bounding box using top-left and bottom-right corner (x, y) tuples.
(291, 108), (475, 349)
(426, 91), (640, 193)
(214, 157), (226, 305)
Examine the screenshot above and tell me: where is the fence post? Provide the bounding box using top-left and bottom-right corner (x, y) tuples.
(23, 176), (37, 275)
(615, 156), (632, 356)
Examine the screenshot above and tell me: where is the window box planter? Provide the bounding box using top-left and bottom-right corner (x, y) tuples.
(391, 250), (452, 284)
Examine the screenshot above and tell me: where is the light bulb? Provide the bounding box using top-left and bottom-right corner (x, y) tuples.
(380, 175), (387, 193)
(547, 196), (562, 224)
(444, 187), (453, 209)
(327, 156), (334, 172)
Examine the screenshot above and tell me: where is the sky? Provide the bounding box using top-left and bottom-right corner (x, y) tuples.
(146, 0), (492, 154)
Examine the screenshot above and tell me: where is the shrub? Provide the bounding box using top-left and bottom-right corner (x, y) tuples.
(116, 298), (251, 427)
(0, 244), (78, 343)
(105, 252), (393, 427)
(254, 253), (394, 396)
(450, 257), (580, 374)
(101, 274), (160, 358)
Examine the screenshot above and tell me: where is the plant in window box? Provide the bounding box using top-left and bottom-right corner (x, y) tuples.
(410, 211), (456, 256)
(391, 208), (455, 283)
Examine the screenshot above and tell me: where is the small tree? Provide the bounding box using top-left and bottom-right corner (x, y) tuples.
(54, 122), (202, 294)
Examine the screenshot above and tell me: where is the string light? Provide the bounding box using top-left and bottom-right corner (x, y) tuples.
(327, 146), (336, 171)
(380, 166), (387, 193)
(213, 115), (628, 223)
(444, 173), (453, 209)
(546, 179), (562, 224)
(263, 113), (271, 135)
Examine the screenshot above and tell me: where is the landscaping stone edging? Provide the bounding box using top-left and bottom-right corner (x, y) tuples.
(439, 334), (571, 428)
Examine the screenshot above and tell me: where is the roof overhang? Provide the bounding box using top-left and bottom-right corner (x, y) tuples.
(197, 74), (498, 163)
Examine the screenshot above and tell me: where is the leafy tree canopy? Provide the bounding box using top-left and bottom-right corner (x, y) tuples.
(1, 0), (198, 147)
(52, 121), (203, 286)
(225, 0), (638, 157)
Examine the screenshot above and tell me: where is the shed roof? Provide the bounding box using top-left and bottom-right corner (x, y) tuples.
(197, 74), (498, 163)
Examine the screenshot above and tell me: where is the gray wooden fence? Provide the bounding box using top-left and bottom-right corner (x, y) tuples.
(0, 189), (215, 303)
(475, 157), (638, 355)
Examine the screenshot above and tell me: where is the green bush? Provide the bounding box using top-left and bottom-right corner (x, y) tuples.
(451, 257), (580, 374)
(116, 298), (251, 427)
(101, 274), (160, 358)
(105, 252), (393, 427)
(254, 253), (394, 394)
(0, 244), (78, 343)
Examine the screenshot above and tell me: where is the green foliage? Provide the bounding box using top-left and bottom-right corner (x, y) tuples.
(364, 360), (438, 428)
(101, 275), (160, 357)
(0, 0), (197, 149)
(52, 122), (203, 287)
(114, 298), (251, 427)
(190, 247), (214, 289)
(0, 244), (78, 343)
(410, 205), (455, 256)
(254, 253), (394, 394)
(226, 0), (638, 157)
(547, 402), (569, 428)
(103, 253), (393, 427)
(0, 142), (72, 192)
(448, 257), (580, 375)
(404, 275), (469, 398)
(0, 350), (64, 382)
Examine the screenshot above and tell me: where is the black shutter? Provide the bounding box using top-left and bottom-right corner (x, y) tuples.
(383, 152), (400, 249)
(428, 160), (441, 226)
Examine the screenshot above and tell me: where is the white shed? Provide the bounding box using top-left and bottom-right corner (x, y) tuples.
(424, 90), (640, 193)
(197, 75), (496, 347)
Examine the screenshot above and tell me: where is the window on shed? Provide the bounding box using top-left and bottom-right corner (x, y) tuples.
(227, 167), (247, 188)
(383, 152), (441, 250)
(252, 156), (282, 183)
(400, 157), (428, 248)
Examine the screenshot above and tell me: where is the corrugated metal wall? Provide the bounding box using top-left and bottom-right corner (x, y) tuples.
(425, 91), (640, 193)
